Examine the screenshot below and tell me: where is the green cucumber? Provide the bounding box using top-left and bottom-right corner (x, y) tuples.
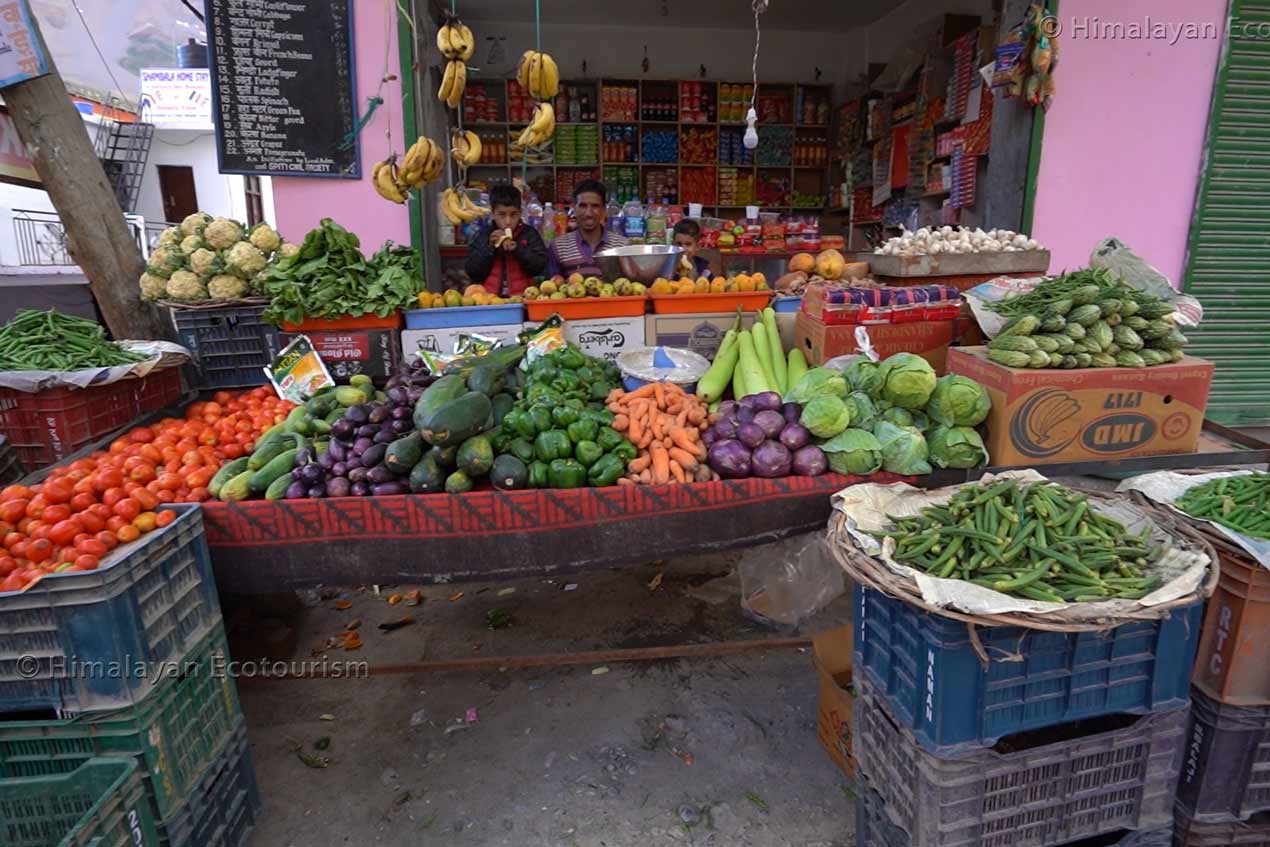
(248, 448), (299, 494)
(208, 457), (249, 498)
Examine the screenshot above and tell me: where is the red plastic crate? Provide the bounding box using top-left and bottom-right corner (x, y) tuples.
(0, 367), (182, 469)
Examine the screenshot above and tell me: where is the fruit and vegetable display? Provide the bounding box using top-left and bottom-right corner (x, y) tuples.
(258, 219), (424, 326)
(704, 394), (826, 479)
(872, 479), (1163, 603)
(416, 284), (520, 309)
(513, 51), (559, 150)
(649, 272), (769, 295)
(873, 226), (1044, 256)
(0, 310), (148, 372)
(436, 17), (475, 109)
(986, 268), (1187, 369)
(1177, 473), (1270, 540)
(372, 135), (452, 205)
(607, 383), (715, 485)
(523, 273), (647, 300)
(140, 211), (291, 303)
(775, 249), (867, 293)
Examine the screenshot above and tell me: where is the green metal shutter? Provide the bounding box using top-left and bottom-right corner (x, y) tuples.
(1183, 0), (1270, 425)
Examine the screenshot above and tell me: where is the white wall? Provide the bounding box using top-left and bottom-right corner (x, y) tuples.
(139, 130), (259, 225)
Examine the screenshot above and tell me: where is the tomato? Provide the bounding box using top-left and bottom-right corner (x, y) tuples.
(70, 493), (97, 514)
(128, 427), (155, 443)
(41, 481), (73, 504)
(94, 531), (118, 551)
(132, 512), (158, 533)
(93, 469), (123, 492)
(26, 538), (52, 563)
(1, 533), (19, 550)
(73, 554), (99, 571)
(71, 479), (96, 497)
(101, 488), (126, 507)
(0, 485), (33, 502)
(23, 498), (43, 519)
(187, 487), (211, 503)
(153, 490), (177, 504)
(89, 503), (113, 521)
(115, 524), (140, 544)
(106, 515), (128, 533)
(0, 500), (26, 523)
(48, 520), (80, 547)
(180, 450), (204, 467)
(41, 504), (71, 524)
(8, 541), (27, 560)
(156, 509), (179, 528)
(132, 489), (160, 511)
(2, 572), (25, 592)
(76, 511), (106, 533)
(155, 472), (182, 492)
(0, 557), (16, 576)
(75, 537), (108, 557)
(127, 464), (157, 485)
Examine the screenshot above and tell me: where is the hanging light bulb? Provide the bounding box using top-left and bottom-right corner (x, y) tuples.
(744, 0), (767, 152)
(743, 108), (758, 149)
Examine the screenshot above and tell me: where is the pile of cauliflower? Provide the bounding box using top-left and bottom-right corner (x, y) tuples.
(139, 211), (300, 303)
(873, 226), (1044, 257)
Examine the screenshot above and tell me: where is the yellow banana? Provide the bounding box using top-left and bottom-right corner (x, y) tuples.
(422, 136), (445, 182)
(538, 53), (559, 99)
(455, 24), (474, 61)
(446, 61), (466, 110)
(436, 23), (455, 58)
(399, 137), (427, 183)
(372, 158), (406, 204)
(450, 130), (482, 167)
(438, 60), (455, 104)
(440, 189), (463, 226)
(458, 191), (489, 220)
(517, 50), (534, 88)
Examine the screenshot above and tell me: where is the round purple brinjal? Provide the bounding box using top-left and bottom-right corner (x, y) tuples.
(750, 391), (783, 413)
(290, 467), (305, 481)
(751, 440), (793, 478)
(330, 418), (356, 441)
(366, 465), (395, 485)
(355, 423), (378, 439)
(782, 402), (802, 425)
(384, 376), (404, 391)
(708, 438), (753, 479)
(736, 404), (756, 424)
(316, 451), (336, 471)
(406, 386), (425, 405)
(299, 463), (326, 486)
(331, 462), (348, 478)
(285, 481), (307, 500)
(326, 439), (347, 463)
(390, 419), (413, 434)
(294, 445), (314, 466)
(306, 485), (327, 499)
(716, 400), (739, 419)
(385, 387), (409, 405)
(352, 436), (374, 455)
(347, 466), (370, 484)
(372, 481), (407, 496)
(350, 481), (371, 496)
(373, 429), (397, 445)
(753, 409), (786, 439)
(736, 421), (766, 450)
(791, 445), (828, 477)
(360, 443), (388, 468)
(702, 428), (718, 447)
(344, 405), (369, 425)
(713, 417), (739, 440)
(325, 477), (352, 498)
(391, 405), (412, 420)
(345, 455), (363, 471)
(779, 423), (811, 452)
(368, 405), (390, 425)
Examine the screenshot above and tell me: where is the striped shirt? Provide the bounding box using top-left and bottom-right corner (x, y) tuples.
(547, 229), (629, 278)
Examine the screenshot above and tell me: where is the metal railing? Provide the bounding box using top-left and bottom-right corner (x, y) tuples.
(12, 208), (73, 266)
(143, 220), (180, 253)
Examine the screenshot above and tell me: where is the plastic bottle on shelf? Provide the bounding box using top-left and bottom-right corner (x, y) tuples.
(623, 196), (645, 243)
(542, 202), (556, 242)
(526, 193), (544, 233)
(554, 204), (569, 240)
(606, 197), (622, 235)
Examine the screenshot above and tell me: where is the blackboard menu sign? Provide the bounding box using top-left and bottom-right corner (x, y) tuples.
(205, 0), (360, 178)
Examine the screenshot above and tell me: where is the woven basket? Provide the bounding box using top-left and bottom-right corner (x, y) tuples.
(160, 297), (270, 310)
(1125, 481), (1263, 568)
(827, 486), (1219, 633)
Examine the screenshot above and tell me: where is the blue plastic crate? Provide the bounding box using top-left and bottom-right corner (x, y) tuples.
(853, 584), (1204, 755)
(772, 295), (802, 313)
(172, 305), (281, 388)
(403, 304), (525, 329)
(0, 504), (221, 717)
(157, 719), (260, 847)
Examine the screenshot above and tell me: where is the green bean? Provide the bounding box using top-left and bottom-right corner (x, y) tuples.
(1178, 474), (1270, 540)
(0, 309), (148, 372)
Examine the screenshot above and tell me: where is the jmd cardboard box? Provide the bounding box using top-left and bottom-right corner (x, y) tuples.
(279, 330), (401, 379)
(813, 625), (855, 779)
(795, 311), (956, 372)
(947, 346), (1215, 466)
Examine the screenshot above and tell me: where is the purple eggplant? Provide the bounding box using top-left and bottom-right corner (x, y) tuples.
(351, 481), (371, 496)
(306, 485), (327, 499)
(713, 417), (739, 440)
(791, 445), (828, 476)
(751, 440), (792, 478)
(347, 466), (370, 484)
(385, 387), (408, 405)
(352, 436), (374, 455)
(368, 405), (390, 424)
(325, 477), (352, 498)
(294, 446), (314, 466)
(390, 419), (412, 434)
(736, 404), (756, 424)
(331, 462), (348, 478)
(285, 481), (308, 500)
(702, 428), (718, 447)
(330, 419), (356, 440)
(407, 387), (425, 404)
(299, 463), (327, 486)
(316, 451), (336, 471)
(360, 443), (387, 468)
(779, 423), (811, 451)
(391, 405), (413, 420)
(753, 409), (786, 439)
(356, 423), (378, 439)
(384, 376), (403, 391)
(366, 465), (395, 484)
(750, 391), (783, 412)
(344, 405), (369, 425)
(708, 438), (752, 479)
(290, 467), (305, 481)
(782, 402), (802, 425)
(326, 439), (347, 462)
(371, 481), (407, 496)
(345, 455), (363, 471)
(717, 400), (739, 419)
(736, 421), (766, 450)
(373, 429), (397, 445)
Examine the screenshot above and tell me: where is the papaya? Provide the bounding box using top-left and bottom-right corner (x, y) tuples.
(788, 252), (815, 273)
(421, 391), (492, 447)
(490, 455), (528, 490)
(467, 362), (506, 397)
(385, 431), (425, 474)
(491, 393), (515, 425)
(444, 469), (474, 494)
(429, 445), (458, 468)
(408, 453), (446, 494)
(456, 434), (494, 477)
(413, 374), (467, 431)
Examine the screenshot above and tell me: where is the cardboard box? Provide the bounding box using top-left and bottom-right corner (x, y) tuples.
(279, 330), (401, 379)
(813, 625), (856, 779)
(644, 312), (757, 360)
(401, 325), (522, 363)
(795, 311), (956, 372)
(947, 346), (1215, 466)
(561, 316), (645, 364)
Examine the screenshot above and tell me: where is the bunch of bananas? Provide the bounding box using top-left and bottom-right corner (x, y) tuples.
(516, 102), (556, 149)
(517, 50), (560, 100)
(371, 136), (445, 204)
(440, 187), (489, 226)
(436, 19), (474, 61)
(438, 59), (467, 109)
(450, 130), (483, 167)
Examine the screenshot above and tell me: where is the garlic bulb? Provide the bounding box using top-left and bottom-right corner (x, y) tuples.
(874, 227), (1045, 256)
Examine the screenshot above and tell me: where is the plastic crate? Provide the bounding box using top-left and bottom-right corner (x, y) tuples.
(0, 434), (24, 485)
(853, 584), (1203, 754)
(856, 782), (1173, 847)
(1174, 807), (1270, 847)
(157, 720), (260, 847)
(1176, 688), (1270, 822)
(1193, 545), (1270, 705)
(0, 757), (161, 847)
(0, 368), (182, 470)
(403, 303), (526, 329)
(773, 295), (802, 313)
(171, 306), (281, 389)
(0, 504), (220, 717)
(0, 623), (243, 822)
(853, 676), (1186, 847)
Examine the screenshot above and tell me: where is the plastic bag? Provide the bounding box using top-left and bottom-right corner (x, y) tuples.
(739, 532), (845, 628)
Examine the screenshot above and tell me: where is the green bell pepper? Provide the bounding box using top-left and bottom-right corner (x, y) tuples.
(509, 438), (536, 464)
(548, 458), (587, 488)
(558, 346), (587, 370)
(552, 370), (582, 392)
(488, 427), (509, 453)
(551, 405), (580, 427)
(579, 408), (615, 426)
(566, 419), (599, 444)
(528, 461), (550, 489)
(533, 429), (572, 462)
(589, 381), (613, 402)
(530, 406), (553, 434)
(564, 397), (585, 410)
(587, 453), (626, 487)
(574, 440), (604, 468)
(575, 366), (594, 383)
(531, 364), (558, 384)
(611, 441), (638, 462)
(595, 426), (624, 453)
(502, 409), (526, 438)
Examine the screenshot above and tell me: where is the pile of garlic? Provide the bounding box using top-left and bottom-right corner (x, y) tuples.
(874, 226), (1044, 256)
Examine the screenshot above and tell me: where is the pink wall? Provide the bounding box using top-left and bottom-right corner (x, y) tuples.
(271, 1), (410, 248)
(1031, 0), (1226, 286)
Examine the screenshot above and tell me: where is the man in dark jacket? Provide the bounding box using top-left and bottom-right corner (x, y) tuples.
(465, 184), (548, 296)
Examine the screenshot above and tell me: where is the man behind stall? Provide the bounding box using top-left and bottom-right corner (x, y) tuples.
(465, 184), (548, 296)
(548, 179), (628, 278)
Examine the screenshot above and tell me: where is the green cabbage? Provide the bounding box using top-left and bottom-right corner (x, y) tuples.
(800, 394), (852, 438)
(927, 425), (989, 469)
(878, 353), (937, 410)
(784, 367), (848, 405)
(880, 406), (914, 427)
(872, 420), (932, 476)
(820, 428), (883, 475)
(926, 375), (992, 427)
(845, 391), (879, 430)
(844, 358), (883, 395)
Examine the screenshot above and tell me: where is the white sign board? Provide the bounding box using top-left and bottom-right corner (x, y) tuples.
(139, 68), (213, 130)
(0, 0), (49, 87)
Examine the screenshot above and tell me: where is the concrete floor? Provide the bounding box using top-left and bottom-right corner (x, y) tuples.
(230, 548), (858, 847)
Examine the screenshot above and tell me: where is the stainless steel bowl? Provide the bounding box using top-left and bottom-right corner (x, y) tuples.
(595, 244), (684, 284)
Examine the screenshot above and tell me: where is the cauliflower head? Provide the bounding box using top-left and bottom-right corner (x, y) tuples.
(277, 242), (300, 260)
(180, 212), (212, 236)
(146, 245), (183, 278)
(157, 226), (182, 247)
(189, 247), (224, 277)
(139, 272), (168, 300)
(207, 273), (248, 300)
(248, 223), (282, 254)
(204, 217), (243, 250)
(179, 234), (204, 256)
(225, 241), (267, 278)
(165, 269), (207, 301)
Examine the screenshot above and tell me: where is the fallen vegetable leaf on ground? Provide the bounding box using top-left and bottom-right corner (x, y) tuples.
(387, 593), (403, 605)
(379, 616), (415, 632)
(334, 600), (352, 610)
(745, 792), (769, 813)
(449, 592), (464, 602)
(648, 572), (663, 591)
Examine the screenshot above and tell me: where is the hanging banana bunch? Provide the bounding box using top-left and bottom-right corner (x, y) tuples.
(436, 17), (473, 110)
(516, 102), (556, 149)
(516, 50), (560, 100)
(450, 129), (483, 168)
(440, 187), (490, 226)
(372, 136), (446, 204)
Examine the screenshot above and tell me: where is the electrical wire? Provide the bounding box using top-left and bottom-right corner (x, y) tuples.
(749, 0), (767, 111)
(71, 3), (127, 108)
(179, 0), (204, 22)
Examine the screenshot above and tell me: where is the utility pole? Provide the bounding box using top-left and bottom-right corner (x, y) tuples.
(1, 13), (170, 340)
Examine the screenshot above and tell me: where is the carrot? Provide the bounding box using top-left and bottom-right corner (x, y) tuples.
(694, 464), (713, 482)
(650, 444), (670, 484)
(669, 447), (698, 469)
(668, 459), (687, 483)
(627, 383), (657, 400)
(669, 428), (699, 453)
(607, 388), (624, 404)
(638, 468), (652, 484)
(612, 413), (629, 432)
(607, 402), (625, 414)
(653, 382), (666, 408)
(686, 406), (706, 425)
(628, 454), (652, 473)
(650, 414), (664, 441)
(675, 409), (688, 428)
(617, 477), (634, 486)
(627, 414), (643, 443)
(638, 431), (654, 449)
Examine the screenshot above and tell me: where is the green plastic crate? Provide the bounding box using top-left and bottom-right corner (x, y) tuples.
(0, 624), (241, 821)
(0, 757), (161, 847)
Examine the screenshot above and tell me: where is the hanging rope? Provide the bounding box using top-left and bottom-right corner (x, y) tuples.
(749, 0), (767, 113)
(341, 0), (398, 151)
(520, 0), (543, 185)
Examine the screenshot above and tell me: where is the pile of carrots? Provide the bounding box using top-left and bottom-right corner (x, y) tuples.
(606, 382), (719, 485)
